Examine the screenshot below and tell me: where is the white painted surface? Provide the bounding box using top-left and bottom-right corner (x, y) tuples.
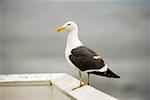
(0, 73), (118, 100)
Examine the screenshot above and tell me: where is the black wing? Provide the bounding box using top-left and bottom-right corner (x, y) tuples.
(69, 46), (105, 71)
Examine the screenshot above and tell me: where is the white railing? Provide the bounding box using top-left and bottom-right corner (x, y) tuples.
(0, 73), (118, 100)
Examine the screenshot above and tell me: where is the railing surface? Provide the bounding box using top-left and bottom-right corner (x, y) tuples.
(0, 73), (118, 100)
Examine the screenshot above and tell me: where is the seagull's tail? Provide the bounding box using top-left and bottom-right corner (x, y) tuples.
(90, 68), (120, 78)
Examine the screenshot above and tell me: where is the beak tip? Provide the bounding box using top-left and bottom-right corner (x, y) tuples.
(56, 28), (59, 32)
(56, 27), (65, 32)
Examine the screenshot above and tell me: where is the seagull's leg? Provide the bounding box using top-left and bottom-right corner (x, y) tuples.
(79, 71), (86, 86)
(79, 71), (82, 86)
(72, 71), (86, 90)
(87, 72), (91, 85)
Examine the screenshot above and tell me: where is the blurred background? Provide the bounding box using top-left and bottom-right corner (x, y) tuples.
(0, 0), (149, 100)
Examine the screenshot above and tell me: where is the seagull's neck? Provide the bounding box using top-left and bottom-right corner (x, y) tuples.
(66, 29), (83, 51)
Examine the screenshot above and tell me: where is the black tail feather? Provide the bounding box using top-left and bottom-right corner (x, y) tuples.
(90, 68), (120, 78)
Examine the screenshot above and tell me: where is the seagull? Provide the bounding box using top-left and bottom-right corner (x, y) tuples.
(56, 21), (120, 90)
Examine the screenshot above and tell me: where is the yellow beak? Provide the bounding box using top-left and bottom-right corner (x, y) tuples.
(56, 27), (65, 32)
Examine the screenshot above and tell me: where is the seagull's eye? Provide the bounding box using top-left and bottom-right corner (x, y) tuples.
(68, 24), (70, 26)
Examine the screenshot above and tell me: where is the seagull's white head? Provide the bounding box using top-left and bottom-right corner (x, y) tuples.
(56, 21), (78, 32)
